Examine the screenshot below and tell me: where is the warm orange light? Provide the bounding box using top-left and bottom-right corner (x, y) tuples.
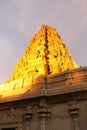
(6, 25), (78, 83)
(0, 78), (32, 98)
(0, 24), (78, 97)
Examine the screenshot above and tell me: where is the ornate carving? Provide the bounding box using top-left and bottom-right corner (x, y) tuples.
(0, 108), (22, 122)
(22, 105), (33, 121)
(38, 100), (51, 130)
(68, 101), (80, 130)
(68, 101), (79, 117)
(38, 100), (50, 117)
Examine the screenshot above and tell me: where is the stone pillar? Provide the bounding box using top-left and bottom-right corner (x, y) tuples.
(73, 118), (80, 130)
(38, 100), (51, 130)
(23, 106), (33, 130)
(16, 127), (23, 130)
(45, 114), (50, 130)
(25, 122), (31, 130)
(39, 113), (46, 130)
(68, 101), (80, 130)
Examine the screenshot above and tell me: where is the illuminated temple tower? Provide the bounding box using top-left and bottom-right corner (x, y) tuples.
(7, 25), (78, 82)
(0, 25), (87, 130)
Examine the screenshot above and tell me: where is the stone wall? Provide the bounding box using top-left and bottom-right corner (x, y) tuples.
(0, 91), (87, 130)
(0, 67), (87, 130)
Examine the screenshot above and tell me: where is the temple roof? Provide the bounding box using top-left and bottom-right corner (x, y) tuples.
(6, 24), (78, 83)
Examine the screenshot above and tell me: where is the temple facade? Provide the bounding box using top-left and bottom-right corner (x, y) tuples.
(0, 25), (87, 130)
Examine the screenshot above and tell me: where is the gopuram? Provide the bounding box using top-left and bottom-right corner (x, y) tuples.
(0, 25), (87, 130)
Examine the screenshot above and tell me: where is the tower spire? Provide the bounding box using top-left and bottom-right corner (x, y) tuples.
(6, 24), (78, 83)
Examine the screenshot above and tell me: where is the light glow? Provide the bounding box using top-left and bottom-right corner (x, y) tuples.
(0, 25), (78, 98)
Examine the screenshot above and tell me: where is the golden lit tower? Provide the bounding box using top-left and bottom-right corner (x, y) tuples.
(7, 25), (78, 82)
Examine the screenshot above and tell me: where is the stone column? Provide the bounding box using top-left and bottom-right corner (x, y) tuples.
(23, 106), (33, 130)
(45, 114), (50, 130)
(68, 101), (80, 130)
(16, 127), (23, 130)
(38, 100), (51, 130)
(39, 113), (46, 130)
(73, 118), (80, 130)
(25, 121), (31, 130)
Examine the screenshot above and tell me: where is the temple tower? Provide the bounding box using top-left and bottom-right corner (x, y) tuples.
(7, 25), (78, 82)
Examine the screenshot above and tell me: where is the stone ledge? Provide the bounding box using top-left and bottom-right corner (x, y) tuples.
(0, 66), (87, 103)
